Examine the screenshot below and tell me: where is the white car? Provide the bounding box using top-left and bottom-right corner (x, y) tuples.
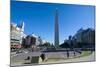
(24, 51), (29, 54)
(16, 50), (22, 54)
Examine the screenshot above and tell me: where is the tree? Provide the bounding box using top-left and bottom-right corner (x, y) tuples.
(60, 42), (70, 48)
(42, 42), (51, 47)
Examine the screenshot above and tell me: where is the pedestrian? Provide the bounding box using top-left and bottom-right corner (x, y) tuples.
(25, 56), (30, 60)
(67, 50), (69, 58)
(73, 50), (76, 56)
(40, 53), (45, 62)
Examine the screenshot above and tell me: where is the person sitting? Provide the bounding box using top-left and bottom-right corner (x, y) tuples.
(25, 56), (30, 60)
(40, 53), (45, 62)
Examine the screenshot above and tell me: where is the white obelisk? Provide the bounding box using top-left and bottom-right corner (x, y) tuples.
(54, 8), (59, 47)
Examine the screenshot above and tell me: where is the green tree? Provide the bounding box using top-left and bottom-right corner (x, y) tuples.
(42, 42), (51, 47)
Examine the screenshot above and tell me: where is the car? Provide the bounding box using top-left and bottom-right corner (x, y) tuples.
(23, 50), (29, 54)
(16, 50), (22, 54)
(24, 51), (28, 54)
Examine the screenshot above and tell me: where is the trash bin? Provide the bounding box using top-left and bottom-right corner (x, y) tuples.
(31, 56), (39, 64)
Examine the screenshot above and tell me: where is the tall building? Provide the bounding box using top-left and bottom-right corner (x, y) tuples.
(22, 33), (43, 48)
(74, 28), (95, 44)
(54, 8), (59, 47)
(10, 21), (25, 49)
(82, 28), (95, 44)
(18, 21), (25, 44)
(74, 28), (84, 43)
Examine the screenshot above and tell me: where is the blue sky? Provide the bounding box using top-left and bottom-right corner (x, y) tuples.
(11, 1), (95, 44)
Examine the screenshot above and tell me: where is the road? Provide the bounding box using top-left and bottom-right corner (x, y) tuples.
(10, 51), (94, 66)
(11, 51), (80, 62)
(40, 52), (95, 64)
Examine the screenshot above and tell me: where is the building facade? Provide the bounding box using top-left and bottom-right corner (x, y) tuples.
(74, 28), (95, 44)
(10, 22), (25, 50)
(22, 34), (43, 48)
(64, 28), (95, 48)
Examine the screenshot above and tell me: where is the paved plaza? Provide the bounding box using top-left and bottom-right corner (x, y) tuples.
(10, 51), (95, 66)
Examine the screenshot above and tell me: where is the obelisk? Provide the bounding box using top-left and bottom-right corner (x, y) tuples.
(54, 8), (59, 48)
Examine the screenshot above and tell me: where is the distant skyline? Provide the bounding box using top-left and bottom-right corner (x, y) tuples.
(11, 1), (95, 44)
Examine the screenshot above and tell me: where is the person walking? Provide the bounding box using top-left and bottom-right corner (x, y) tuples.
(67, 49), (69, 58)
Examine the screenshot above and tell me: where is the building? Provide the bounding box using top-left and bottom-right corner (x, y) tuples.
(82, 28), (95, 44)
(74, 28), (84, 43)
(73, 28), (95, 48)
(63, 28), (95, 48)
(22, 33), (43, 48)
(22, 35), (36, 48)
(32, 34), (42, 45)
(10, 22), (25, 50)
(64, 36), (72, 45)
(74, 28), (95, 44)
